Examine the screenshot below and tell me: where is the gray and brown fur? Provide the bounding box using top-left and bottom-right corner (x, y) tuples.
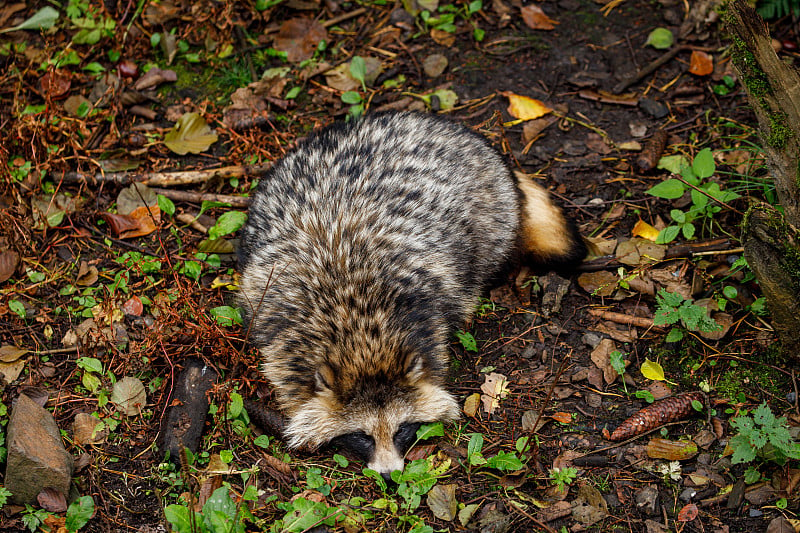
(238, 112), (585, 475)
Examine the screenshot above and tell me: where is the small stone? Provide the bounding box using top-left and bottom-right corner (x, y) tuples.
(639, 98), (669, 119)
(634, 486), (659, 516)
(422, 54), (448, 78)
(679, 487), (696, 502)
(5, 394), (74, 504)
(581, 332), (602, 348)
(748, 508), (763, 518)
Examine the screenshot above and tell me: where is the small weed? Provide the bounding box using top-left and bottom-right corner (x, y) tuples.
(549, 467), (578, 492)
(647, 148), (740, 243)
(165, 485), (256, 533)
(455, 330), (478, 352)
(653, 288), (722, 342)
(757, 0), (800, 18)
(66, 0), (116, 45)
(729, 402), (800, 466)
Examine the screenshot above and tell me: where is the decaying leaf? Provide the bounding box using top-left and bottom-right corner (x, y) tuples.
(73, 412), (107, 445)
(324, 57), (383, 91)
(111, 376), (147, 416)
(133, 66), (177, 91)
(163, 112), (218, 155)
(577, 270), (617, 297)
(121, 295), (144, 316)
(520, 4), (558, 30)
(646, 438), (699, 461)
(427, 483), (458, 521)
(0, 358), (26, 383)
(480, 372), (510, 415)
(504, 92), (552, 121)
(688, 51), (713, 76)
(273, 18), (328, 63)
(463, 392), (481, 417)
(590, 338), (620, 384)
(608, 392), (704, 441)
(76, 261), (99, 286)
(37, 487), (67, 513)
(615, 237), (666, 266)
(102, 205), (160, 239)
(117, 183), (157, 215)
(0, 250), (19, 283)
(0, 345), (27, 362)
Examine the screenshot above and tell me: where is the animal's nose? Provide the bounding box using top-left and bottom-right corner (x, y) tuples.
(380, 471), (395, 485)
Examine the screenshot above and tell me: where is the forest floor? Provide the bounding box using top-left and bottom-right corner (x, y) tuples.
(1, 0), (799, 532)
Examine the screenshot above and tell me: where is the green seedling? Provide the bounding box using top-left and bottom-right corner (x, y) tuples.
(653, 288), (722, 342)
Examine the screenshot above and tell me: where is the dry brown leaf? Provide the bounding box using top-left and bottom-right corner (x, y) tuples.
(480, 372), (510, 415)
(520, 4), (558, 30)
(0, 250), (19, 284)
(406, 443), (437, 461)
(274, 18), (328, 63)
(577, 270), (617, 297)
(76, 260), (98, 286)
(121, 295), (144, 316)
(73, 412), (107, 445)
(102, 205), (160, 239)
(430, 28), (456, 46)
(0, 358), (26, 383)
(590, 338), (619, 385)
(0, 345), (27, 362)
(688, 51), (713, 77)
(463, 392), (481, 417)
(40, 69), (71, 99)
(38, 487), (67, 513)
(551, 411), (573, 424)
(646, 438), (699, 460)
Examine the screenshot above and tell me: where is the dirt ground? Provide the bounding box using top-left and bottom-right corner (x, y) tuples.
(1, 0), (799, 531)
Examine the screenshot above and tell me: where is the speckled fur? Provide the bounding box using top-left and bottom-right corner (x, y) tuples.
(237, 112), (584, 473)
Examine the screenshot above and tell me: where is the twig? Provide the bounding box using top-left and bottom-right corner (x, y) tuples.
(322, 7), (367, 28)
(673, 175), (745, 216)
(150, 188), (252, 207)
(588, 309), (662, 330)
(59, 163), (272, 187)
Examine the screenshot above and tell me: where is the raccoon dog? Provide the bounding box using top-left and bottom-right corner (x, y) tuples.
(238, 112), (585, 478)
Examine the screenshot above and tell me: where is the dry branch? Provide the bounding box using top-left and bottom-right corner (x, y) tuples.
(59, 163), (272, 187)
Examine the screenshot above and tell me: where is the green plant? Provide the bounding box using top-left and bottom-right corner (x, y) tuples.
(65, 496), (95, 532)
(454, 330), (477, 352)
(165, 485), (256, 533)
(653, 288), (722, 342)
(417, 0), (485, 41)
(21, 505), (50, 532)
(647, 148), (740, 243)
(757, 0), (800, 19)
(549, 467), (578, 492)
(66, 0), (116, 45)
(464, 433), (525, 471)
(729, 403), (800, 466)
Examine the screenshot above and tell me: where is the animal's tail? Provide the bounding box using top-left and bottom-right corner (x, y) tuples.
(515, 172), (588, 270)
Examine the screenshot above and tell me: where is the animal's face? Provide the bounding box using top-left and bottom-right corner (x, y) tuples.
(282, 372), (460, 478)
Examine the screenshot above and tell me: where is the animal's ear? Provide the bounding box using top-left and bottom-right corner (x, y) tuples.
(315, 363), (335, 392)
(402, 353), (427, 383)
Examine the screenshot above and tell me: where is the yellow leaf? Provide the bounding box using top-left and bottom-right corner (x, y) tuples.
(504, 92), (552, 121)
(640, 358), (666, 381)
(632, 219), (660, 241)
(463, 392), (481, 417)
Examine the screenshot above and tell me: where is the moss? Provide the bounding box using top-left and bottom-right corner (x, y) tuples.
(714, 362), (784, 399)
(767, 111), (793, 149)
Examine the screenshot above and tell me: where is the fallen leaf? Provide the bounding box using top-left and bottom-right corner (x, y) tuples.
(430, 28), (455, 47)
(646, 438), (699, 460)
(688, 51), (713, 76)
(677, 503), (698, 522)
(37, 487), (67, 513)
(590, 338), (619, 385)
(504, 92), (552, 121)
(102, 205), (160, 239)
(520, 4), (558, 30)
(0, 250), (19, 283)
(273, 18), (328, 63)
(117, 183), (157, 215)
(73, 412), (107, 445)
(111, 376), (147, 416)
(423, 54), (448, 78)
(458, 503), (480, 527)
(640, 359), (665, 381)
(521, 410), (548, 433)
(0, 358), (26, 383)
(577, 271), (617, 297)
(76, 261), (98, 286)
(551, 412), (573, 424)
(133, 66), (177, 91)
(0, 345), (27, 362)
(632, 219), (660, 241)
(121, 295), (144, 316)
(324, 57), (383, 91)
(480, 372), (510, 415)
(163, 113), (218, 155)
(463, 392), (481, 417)
(427, 483), (458, 521)
(0, 6), (59, 33)
(40, 69), (71, 99)
(405, 443), (436, 461)
(645, 28), (674, 50)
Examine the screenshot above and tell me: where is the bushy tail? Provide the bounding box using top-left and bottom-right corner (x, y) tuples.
(515, 173), (587, 270)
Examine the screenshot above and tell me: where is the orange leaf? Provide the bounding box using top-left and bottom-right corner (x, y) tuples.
(688, 51), (713, 76)
(504, 92), (552, 121)
(551, 411), (573, 424)
(632, 219), (660, 241)
(520, 4), (559, 30)
(677, 503), (698, 522)
(102, 205), (160, 239)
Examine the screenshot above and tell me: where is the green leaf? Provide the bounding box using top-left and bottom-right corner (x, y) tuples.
(0, 7), (60, 33)
(254, 434), (271, 448)
(646, 179), (685, 199)
(665, 326), (684, 341)
(467, 433), (486, 465)
(455, 330), (477, 352)
(655, 225), (680, 244)
(486, 451), (524, 471)
(8, 300), (25, 318)
(228, 392), (244, 419)
(210, 305), (243, 326)
(77, 357), (103, 374)
(692, 148), (715, 179)
(157, 194), (176, 216)
(163, 112), (219, 155)
(723, 286), (738, 300)
(333, 453), (349, 467)
(609, 350), (626, 375)
(65, 496), (94, 532)
(634, 389), (656, 403)
(285, 86), (302, 99)
(681, 222), (696, 240)
(416, 422), (444, 441)
(645, 27), (674, 49)
(341, 91), (362, 104)
(209, 210), (247, 240)
(349, 56), (366, 84)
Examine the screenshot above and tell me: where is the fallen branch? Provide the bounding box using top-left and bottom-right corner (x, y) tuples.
(151, 188), (252, 208)
(59, 163), (272, 187)
(588, 308), (661, 330)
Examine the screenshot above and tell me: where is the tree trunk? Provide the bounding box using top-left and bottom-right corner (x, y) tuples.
(725, 0), (800, 356)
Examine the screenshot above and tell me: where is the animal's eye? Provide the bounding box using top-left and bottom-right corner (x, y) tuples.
(393, 422), (421, 454)
(330, 431), (375, 461)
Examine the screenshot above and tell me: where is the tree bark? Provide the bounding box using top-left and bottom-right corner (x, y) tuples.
(725, 0), (800, 356)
